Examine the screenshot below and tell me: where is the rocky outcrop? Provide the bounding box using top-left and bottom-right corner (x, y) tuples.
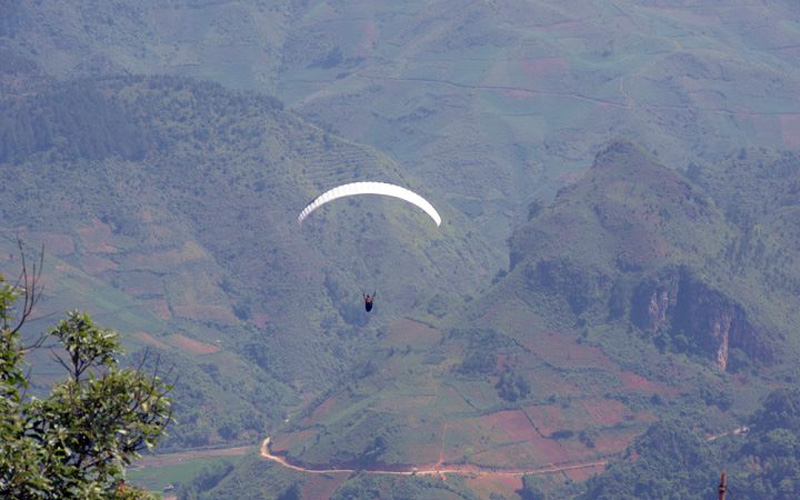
(630, 268), (778, 370)
(630, 269), (680, 335)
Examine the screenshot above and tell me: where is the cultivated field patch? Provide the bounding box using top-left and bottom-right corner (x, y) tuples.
(80, 255), (118, 274)
(469, 438), (569, 468)
(140, 298), (172, 321)
(581, 398), (625, 427)
(133, 331), (171, 351)
(77, 218), (117, 254)
(167, 334), (220, 355)
(129, 241), (210, 269)
(618, 370), (676, 394)
(522, 332), (616, 371)
(465, 475), (522, 500)
(590, 425), (648, 457)
(173, 304), (237, 324)
(522, 405), (564, 436)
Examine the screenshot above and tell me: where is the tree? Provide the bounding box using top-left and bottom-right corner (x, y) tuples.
(0, 245), (173, 499)
(519, 475), (547, 500)
(581, 419), (718, 500)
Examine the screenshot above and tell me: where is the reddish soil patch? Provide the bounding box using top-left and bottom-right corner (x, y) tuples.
(80, 255), (118, 274)
(301, 474), (349, 500)
(133, 332), (171, 351)
(780, 113), (800, 149)
(479, 410), (540, 443)
(618, 371), (675, 394)
(470, 438), (569, 468)
(173, 304), (237, 324)
(522, 405), (565, 436)
(581, 398), (625, 426)
(140, 298), (172, 321)
(167, 334), (220, 355)
(466, 475), (522, 500)
(443, 411), (557, 466)
(77, 218), (117, 254)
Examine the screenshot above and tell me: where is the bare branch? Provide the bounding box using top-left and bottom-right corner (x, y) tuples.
(51, 350), (75, 376)
(12, 240), (45, 339)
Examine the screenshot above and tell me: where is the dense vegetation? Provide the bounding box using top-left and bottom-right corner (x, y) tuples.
(0, 256), (171, 499)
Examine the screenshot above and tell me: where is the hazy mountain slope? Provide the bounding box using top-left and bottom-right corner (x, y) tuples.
(0, 74), (496, 449)
(5, 1), (799, 259)
(277, 0), (800, 252)
(504, 141), (792, 371)
(0, 0), (292, 91)
(254, 141), (800, 499)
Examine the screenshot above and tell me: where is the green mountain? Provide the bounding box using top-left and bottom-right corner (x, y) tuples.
(4, 0), (799, 256)
(0, 73), (495, 451)
(3, 1), (800, 499)
(242, 141), (800, 499)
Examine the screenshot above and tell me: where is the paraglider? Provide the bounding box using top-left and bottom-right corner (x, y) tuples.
(298, 181), (441, 313)
(362, 291), (375, 312)
(297, 182), (442, 227)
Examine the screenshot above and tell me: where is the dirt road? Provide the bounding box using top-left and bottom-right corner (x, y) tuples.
(259, 438), (607, 478)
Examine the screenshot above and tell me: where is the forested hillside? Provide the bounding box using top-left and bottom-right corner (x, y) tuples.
(234, 142), (800, 499)
(0, 74), (495, 451)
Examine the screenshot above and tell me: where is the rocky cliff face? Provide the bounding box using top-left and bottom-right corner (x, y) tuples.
(508, 142), (794, 374)
(630, 268), (778, 371)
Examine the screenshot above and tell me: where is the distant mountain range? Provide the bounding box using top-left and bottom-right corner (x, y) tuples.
(3, 1), (800, 499)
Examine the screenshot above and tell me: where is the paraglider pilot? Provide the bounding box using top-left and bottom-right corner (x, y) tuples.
(362, 291), (375, 312)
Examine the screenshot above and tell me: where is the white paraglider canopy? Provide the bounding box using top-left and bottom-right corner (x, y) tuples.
(297, 182), (442, 227)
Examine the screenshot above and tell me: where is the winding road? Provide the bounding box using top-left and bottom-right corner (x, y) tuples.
(259, 438), (607, 478)
(258, 426), (749, 478)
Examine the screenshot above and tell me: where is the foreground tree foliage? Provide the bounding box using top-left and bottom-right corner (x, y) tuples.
(580, 420), (718, 500)
(0, 250), (172, 499)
